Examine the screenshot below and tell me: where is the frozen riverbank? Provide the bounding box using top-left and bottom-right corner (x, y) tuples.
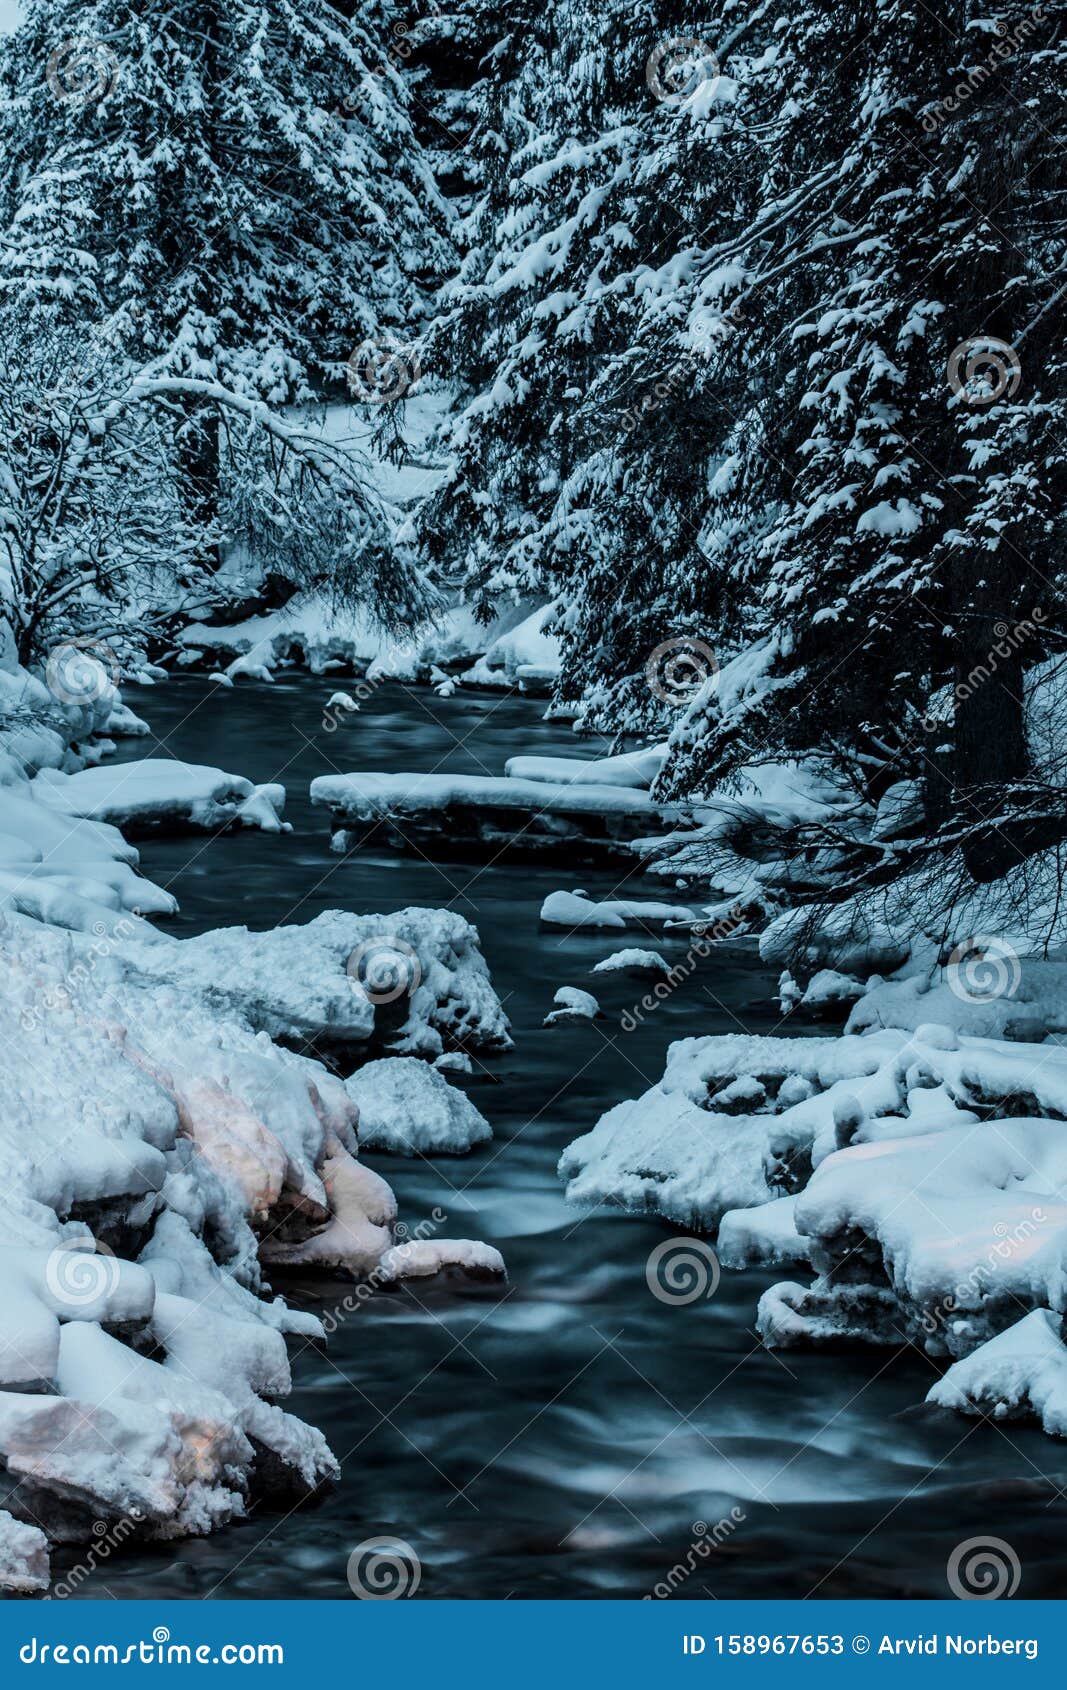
(0, 669), (513, 1592)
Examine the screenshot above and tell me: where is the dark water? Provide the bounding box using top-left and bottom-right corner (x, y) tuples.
(64, 676), (1067, 1600)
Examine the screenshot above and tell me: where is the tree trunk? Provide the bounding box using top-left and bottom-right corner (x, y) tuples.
(179, 402), (221, 573)
(953, 605), (1030, 881)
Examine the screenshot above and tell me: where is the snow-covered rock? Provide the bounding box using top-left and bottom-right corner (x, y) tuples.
(847, 958), (1064, 1044)
(33, 760), (288, 835)
(794, 968), (866, 1019)
(434, 1051), (473, 1075)
(591, 947), (672, 976)
(345, 1057), (492, 1154)
(561, 1029), (899, 1229)
(123, 906), (511, 1055)
(259, 1134), (395, 1277)
(718, 1195), (812, 1270)
(543, 986), (601, 1025)
(0, 1512), (49, 1593)
(374, 1238), (506, 1283)
(463, 602), (562, 693)
(0, 789), (173, 933)
(540, 889), (695, 929)
(105, 702), (151, 739)
(926, 1310), (1067, 1436)
(561, 1022), (1067, 1276)
(174, 590), (543, 685)
(769, 1116), (1067, 1356)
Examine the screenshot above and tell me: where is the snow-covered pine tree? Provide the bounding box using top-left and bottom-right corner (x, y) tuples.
(657, 0), (1067, 883)
(0, 0), (452, 613)
(0, 0), (450, 392)
(420, 0), (1066, 887)
(415, 4), (789, 733)
(415, 0), (653, 616)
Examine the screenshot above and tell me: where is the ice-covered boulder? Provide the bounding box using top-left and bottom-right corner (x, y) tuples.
(345, 1057), (492, 1155)
(771, 1117), (1067, 1355)
(123, 906), (511, 1056)
(591, 948), (672, 977)
(33, 760), (287, 836)
(540, 889), (695, 929)
(375, 1238), (506, 1283)
(926, 1310), (1067, 1436)
(543, 986), (601, 1025)
(0, 1512), (49, 1592)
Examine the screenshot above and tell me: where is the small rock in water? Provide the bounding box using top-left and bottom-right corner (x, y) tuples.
(434, 1051), (473, 1074)
(543, 986), (601, 1026)
(591, 948), (671, 978)
(375, 1239), (506, 1284)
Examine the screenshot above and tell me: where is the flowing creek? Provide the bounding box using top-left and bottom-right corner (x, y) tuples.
(59, 675), (1067, 1600)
